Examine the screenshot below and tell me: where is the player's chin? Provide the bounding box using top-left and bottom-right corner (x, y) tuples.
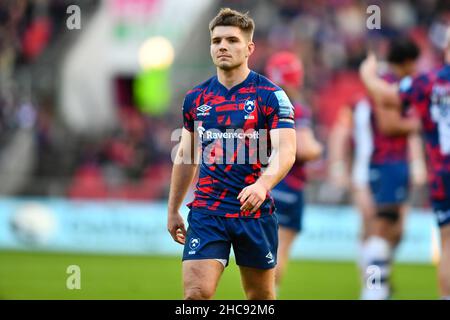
(216, 61), (239, 71)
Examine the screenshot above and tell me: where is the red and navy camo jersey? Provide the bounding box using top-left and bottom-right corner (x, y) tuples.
(182, 70), (295, 218)
(399, 64), (450, 201)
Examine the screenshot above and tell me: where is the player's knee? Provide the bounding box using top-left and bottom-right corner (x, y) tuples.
(376, 207), (400, 223)
(184, 285), (215, 300)
(245, 287), (275, 300)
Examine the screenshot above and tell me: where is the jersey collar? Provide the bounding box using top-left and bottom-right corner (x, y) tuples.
(214, 70), (256, 97)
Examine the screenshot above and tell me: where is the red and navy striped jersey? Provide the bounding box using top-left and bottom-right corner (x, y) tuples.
(182, 70), (295, 218)
(275, 103), (311, 192)
(399, 64), (450, 201)
(369, 73), (409, 164)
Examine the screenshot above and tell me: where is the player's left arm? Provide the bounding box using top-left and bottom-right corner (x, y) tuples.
(238, 128), (296, 213)
(327, 105), (352, 188)
(297, 127), (323, 161)
(373, 101), (421, 136)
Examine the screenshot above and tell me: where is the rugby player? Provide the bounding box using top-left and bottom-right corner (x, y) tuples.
(264, 51), (323, 293)
(360, 29), (450, 300)
(167, 8), (296, 300)
(330, 37), (426, 299)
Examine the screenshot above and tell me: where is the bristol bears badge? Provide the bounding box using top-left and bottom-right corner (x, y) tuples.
(188, 237), (200, 255)
(244, 99), (255, 119)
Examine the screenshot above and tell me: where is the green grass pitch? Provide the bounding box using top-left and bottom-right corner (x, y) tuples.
(0, 250), (438, 299)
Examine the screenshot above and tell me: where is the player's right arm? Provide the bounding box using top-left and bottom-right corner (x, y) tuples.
(167, 128), (198, 245)
(359, 54), (420, 135)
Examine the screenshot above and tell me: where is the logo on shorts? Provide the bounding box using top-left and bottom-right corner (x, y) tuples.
(436, 209), (450, 224)
(244, 99), (255, 119)
(188, 237), (200, 255)
(266, 251), (274, 264)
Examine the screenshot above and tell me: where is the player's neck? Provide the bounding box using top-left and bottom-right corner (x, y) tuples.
(217, 66), (251, 90)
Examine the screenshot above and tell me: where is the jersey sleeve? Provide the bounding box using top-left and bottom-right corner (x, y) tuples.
(182, 93), (195, 132)
(295, 104), (312, 128)
(398, 76), (414, 107)
(266, 89), (296, 130)
(398, 74), (429, 119)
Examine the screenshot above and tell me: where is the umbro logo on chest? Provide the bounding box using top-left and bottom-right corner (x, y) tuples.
(197, 104), (212, 116)
(196, 99), (257, 118)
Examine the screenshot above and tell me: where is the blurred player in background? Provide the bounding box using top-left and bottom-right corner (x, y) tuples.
(328, 93), (376, 256)
(360, 27), (450, 300)
(167, 8), (296, 300)
(330, 37), (426, 299)
(264, 52), (323, 294)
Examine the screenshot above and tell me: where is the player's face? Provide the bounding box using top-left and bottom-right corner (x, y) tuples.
(210, 26), (254, 71)
(401, 60), (417, 77)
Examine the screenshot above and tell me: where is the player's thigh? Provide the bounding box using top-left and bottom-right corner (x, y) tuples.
(278, 227), (297, 255)
(440, 224), (450, 252)
(183, 259), (224, 296)
(352, 185), (376, 238)
(352, 185), (375, 220)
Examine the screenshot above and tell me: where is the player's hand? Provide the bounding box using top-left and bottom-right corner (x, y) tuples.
(167, 212), (186, 245)
(359, 52), (378, 81)
(237, 181), (269, 213)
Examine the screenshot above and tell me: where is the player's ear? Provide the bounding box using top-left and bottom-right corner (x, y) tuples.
(246, 41), (255, 58)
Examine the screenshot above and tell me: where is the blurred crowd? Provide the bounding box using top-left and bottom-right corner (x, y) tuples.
(0, 0), (449, 202)
(0, 0), (70, 196)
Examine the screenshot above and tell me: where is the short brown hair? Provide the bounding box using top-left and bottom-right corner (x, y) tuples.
(209, 8), (255, 40)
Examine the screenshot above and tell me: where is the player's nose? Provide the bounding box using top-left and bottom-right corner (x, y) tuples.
(218, 41), (228, 51)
